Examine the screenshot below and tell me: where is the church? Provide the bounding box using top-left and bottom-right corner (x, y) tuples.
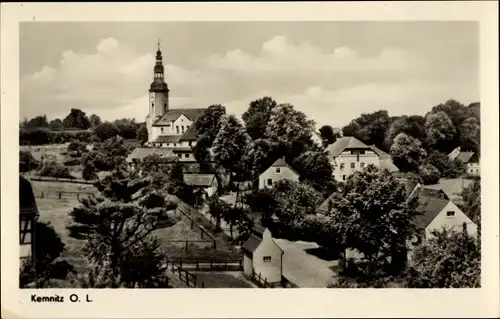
(129, 43), (208, 163)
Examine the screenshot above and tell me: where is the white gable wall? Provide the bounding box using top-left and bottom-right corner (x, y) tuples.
(425, 200), (478, 239)
(252, 229), (283, 284)
(172, 114), (193, 136)
(258, 166), (299, 189)
(332, 150), (379, 182)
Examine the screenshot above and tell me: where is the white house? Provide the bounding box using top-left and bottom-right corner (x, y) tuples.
(448, 147), (480, 176)
(326, 136), (399, 182)
(141, 43), (207, 161)
(242, 225), (284, 285)
(258, 157), (300, 189)
(407, 191), (478, 261)
(183, 173), (218, 197)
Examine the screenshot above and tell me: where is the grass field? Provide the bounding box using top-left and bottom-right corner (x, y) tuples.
(189, 271), (255, 288)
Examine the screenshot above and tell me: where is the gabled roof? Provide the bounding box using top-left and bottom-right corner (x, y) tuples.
(152, 108), (207, 126)
(379, 158), (400, 173)
(183, 173), (216, 187)
(267, 157), (299, 176)
(316, 191), (340, 215)
(408, 186), (449, 203)
(20, 176), (39, 216)
(414, 196), (450, 230)
(126, 147), (175, 162)
(368, 145), (390, 159)
(326, 136), (370, 159)
(241, 225), (284, 255)
(456, 152), (475, 163)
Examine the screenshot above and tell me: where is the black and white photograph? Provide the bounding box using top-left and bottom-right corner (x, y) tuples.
(17, 20), (484, 290)
(2, 2), (499, 318)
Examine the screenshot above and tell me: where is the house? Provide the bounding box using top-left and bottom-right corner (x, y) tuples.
(326, 136), (399, 182)
(183, 173), (218, 197)
(448, 147), (480, 176)
(19, 176), (39, 262)
(407, 193), (478, 261)
(258, 157), (300, 189)
(140, 42), (207, 161)
(242, 225), (284, 285)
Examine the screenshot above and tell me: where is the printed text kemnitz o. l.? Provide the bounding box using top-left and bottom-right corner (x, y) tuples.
(31, 294), (93, 303)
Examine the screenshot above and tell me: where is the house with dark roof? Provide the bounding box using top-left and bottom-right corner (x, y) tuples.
(325, 136), (399, 182)
(407, 194), (478, 261)
(242, 225), (284, 285)
(183, 173), (218, 197)
(19, 176), (39, 261)
(143, 43), (207, 162)
(449, 146), (480, 176)
(258, 157), (300, 189)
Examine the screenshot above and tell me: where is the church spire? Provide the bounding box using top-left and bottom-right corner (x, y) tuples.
(150, 40), (169, 93)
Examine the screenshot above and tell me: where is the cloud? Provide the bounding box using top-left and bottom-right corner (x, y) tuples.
(204, 35), (425, 74)
(21, 37), (220, 120)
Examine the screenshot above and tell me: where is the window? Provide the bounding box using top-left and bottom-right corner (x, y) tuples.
(181, 126), (185, 133)
(343, 175), (346, 181)
(446, 211), (455, 217)
(359, 150), (365, 155)
(340, 163), (345, 170)
(177, 154), (182, 159)
(164, 103), (167, 109)
(176, 126), (180, 134)
(263, 256), (271, 262)
(276, 167), (281, 173)
(184, 154), (189, 158)
(267, 179), (273, 186)
(152, 103), (154, 108)
(360, 162), (365, 168)
(351, 163), (355, 169)
(189, 141), (192, 146)
(161, 127), (164, 133)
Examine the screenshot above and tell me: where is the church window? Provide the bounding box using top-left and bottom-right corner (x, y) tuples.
(189, 141), (192, 147)
(181, 126), (185, 133)
(176, 126), (180, 134)
(184, 154), (189, 159)
(177, 154), (182, 159)
(161, 127), (164, 133)
(351, 163), (355, 169)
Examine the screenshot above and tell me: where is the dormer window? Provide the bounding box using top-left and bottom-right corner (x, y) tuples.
(446, 211), (455, 217)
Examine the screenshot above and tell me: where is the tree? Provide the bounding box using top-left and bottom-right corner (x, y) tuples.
(460, 179), (480, 226)
(115, 118), (138, 139)
(136, 124), (148, 143)
(424, 111), (457, 153)
(319, 125), (339, 146)
(93, 122), (120, 141)
(328, 166), (419, 268)
(390, 133), (427, 172)
(292, 150), (337, 196)
(82, 163), (98, 181)
(212, 115), (251, 184)
(424, 151), (465, 178)
(242, 96), (277, 140)
(67, 167), (176, 288)
(19, 150), (40, 172)
(63, 108), (91, 130)
(192, 134), (213, 173)
(38, 161), (75, 179)
(407, 226), (480, 288)
(459, 117), (480, 153)
(48, 118), (64, 130)
(20, 221), (75, 288)
(342, 110), (391, 150)
(264, 103), (316, 158)
(418, 163), (441, 185)
(242, 188), (279, 223)
(67, 140), (87, 156)
(206, 194), (230, 230)
(384, 115), (426, 149)
(27, 115), (49, 128)
(246, 138), (281, 181)
(194, 104), (226, 143)
(89, 114), (102, 128)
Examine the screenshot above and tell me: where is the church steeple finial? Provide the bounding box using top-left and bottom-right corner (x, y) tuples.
(157, 39), (160, 51)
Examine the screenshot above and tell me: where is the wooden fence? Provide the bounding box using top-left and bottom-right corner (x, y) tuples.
(29, 176), (97, 185)
(173, 199), (217, 249)
(166, 257), (243, 271)
(250, 270), (280, 288)
(164, 259), (204, 288)
(35, 190), (95, 200)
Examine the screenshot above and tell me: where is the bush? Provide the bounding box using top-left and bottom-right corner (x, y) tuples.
(419, 163), (441, 185)
(52, 131), (75, 144)
(67, 140), (87, 154)
(38, 162), (74, 179)
(19, 150), (39, 172)
(93, 122), (120, 141)
(19, 129), (55, 145)
(63, 158), (81, 166)
(75, 131), (92, 143)
(82, 163), (98, 181)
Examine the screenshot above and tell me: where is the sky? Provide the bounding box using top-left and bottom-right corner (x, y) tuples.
(20, 21), (479, 129)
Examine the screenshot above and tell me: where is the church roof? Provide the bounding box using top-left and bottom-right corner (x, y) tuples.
(149, 81), (169, 92)
(152, 108), (207, 126)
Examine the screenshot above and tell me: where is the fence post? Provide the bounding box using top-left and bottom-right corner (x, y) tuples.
(264, 278), (267, 287)
(210, 260), (213, 268)
(258, 273), (261, 284)
(224, 261), (227, 269)
(58, 191), (62, 199)
(213, 240), (216, 249)
(185, 271), (189, 286)
(201, 231), (204, 239)
(41, 190), (44, 198)
(191, 220), (194, 230)
(179, 260), (183, 269)
(196, 260), (199, 270)
(201, 282), (205, 288)
(185, 240), (188, 251)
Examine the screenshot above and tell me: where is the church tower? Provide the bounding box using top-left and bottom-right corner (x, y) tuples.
(148, 41), (169, 119)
